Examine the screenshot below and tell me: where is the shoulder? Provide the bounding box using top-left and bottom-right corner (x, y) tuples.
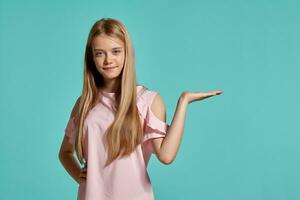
(150, 92), (166, 121)
(137, 85), (166, 119)
(70, 96), (81, 118)
(137, 85), (159, 101)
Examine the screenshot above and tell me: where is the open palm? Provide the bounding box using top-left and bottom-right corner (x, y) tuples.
(181, 90), (223, 104)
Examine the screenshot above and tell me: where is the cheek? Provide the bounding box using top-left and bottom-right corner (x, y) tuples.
(93, 59), (104, 74)
(118, 55), (125, 67)
(93, 57), (102, 65)
(93, 58), (105, 71)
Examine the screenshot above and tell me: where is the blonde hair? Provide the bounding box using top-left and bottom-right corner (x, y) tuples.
(74, 18), (143, 167)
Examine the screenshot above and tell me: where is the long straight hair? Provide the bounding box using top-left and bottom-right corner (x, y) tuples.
(75, 18), (143, 167)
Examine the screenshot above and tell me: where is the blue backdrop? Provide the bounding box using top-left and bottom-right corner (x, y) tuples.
(1, 0), (299, 199)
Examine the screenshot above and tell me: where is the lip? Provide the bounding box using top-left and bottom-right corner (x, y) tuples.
(103, 66), (118, 70)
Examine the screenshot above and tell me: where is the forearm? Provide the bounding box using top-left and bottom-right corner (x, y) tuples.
(160, 96), (189, 163)
(59, 153), (81, 184)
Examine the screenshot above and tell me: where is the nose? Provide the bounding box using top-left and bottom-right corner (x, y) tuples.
(104, 54), (113, 65)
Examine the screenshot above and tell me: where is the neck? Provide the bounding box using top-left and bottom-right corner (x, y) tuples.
(101, 78), (120, 93)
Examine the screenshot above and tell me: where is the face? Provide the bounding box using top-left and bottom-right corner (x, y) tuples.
(92, 34), (125, 83)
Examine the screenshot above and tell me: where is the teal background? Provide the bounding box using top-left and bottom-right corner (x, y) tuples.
(1, 0), (299, 199)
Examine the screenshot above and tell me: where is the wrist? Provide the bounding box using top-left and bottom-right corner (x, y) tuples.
(179, 92), (190, 105)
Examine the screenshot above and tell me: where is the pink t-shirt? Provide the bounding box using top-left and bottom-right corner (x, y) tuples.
(64, 85), (169, 200)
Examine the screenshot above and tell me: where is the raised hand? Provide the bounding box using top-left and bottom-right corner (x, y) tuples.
(180, 90), (223, 104)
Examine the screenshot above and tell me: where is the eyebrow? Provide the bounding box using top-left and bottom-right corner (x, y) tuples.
(93, 47), (123, 51)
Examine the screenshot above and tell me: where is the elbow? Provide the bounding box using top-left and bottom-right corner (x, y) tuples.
(162, 160), (173, 165)
(58, 149), (68, 162)
(58, 145), (73, 162)
(58, 150), (64, 162)
(159, 154), (175, 165)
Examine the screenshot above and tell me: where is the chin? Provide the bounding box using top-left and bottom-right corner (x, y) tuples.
(103, 71), (122, 79)
(103, 73), (121, 80)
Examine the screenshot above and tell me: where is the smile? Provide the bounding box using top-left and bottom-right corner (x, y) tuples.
(103, 66), (118, 70)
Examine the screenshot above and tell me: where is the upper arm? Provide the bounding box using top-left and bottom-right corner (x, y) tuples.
(150, 93), (167, 159)
(59, 96), (81, 156)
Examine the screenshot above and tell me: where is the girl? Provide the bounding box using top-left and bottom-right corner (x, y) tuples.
(58, 18), (223, 200)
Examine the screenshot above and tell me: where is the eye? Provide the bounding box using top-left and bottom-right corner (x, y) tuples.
(95, 52), (103, 56)
(113, 50), (121, 54)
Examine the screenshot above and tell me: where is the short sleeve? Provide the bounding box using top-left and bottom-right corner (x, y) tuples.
(64, 116), (77, 146)
(142, 91), (169, 143)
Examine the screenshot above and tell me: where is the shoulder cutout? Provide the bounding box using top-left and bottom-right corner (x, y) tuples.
(150, 93), (166, 124)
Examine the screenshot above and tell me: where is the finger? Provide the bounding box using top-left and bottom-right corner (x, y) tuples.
(80, 169), (87, 175)
(214, 90), (223, 95)
(79, 177), (86, 184)
(194, 92), (211, 98)
(79, 173), (87, 178)
(208, 91), (222, 96)
(200, 92), (218, 100)
(202, 92), (216, 98)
